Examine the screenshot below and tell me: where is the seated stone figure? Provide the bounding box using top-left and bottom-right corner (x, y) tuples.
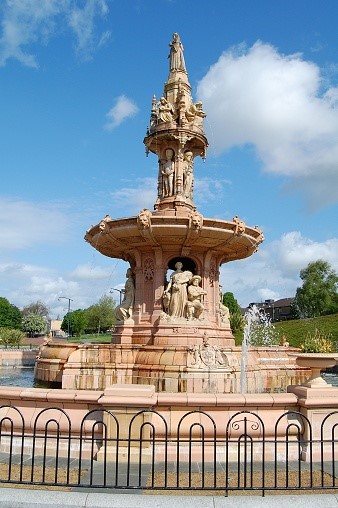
(186, 275), (207, 320)
(114, 268), (135, 322)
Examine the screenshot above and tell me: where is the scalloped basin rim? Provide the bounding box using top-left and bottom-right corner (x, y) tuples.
(295, 355), (337, 369)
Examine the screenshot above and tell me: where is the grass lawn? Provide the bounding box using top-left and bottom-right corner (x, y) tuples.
(66, 333), (112, 343)
(234, 313), (338, 349)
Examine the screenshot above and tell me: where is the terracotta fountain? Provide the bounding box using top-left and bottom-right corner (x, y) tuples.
(35, 33), (308, 392)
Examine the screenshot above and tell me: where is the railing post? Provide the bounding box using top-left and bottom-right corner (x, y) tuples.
(97, 384), (157, 462)
(288, 384), (338, 462)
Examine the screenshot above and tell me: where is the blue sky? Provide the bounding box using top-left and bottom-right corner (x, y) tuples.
(1, 0), (338, 319)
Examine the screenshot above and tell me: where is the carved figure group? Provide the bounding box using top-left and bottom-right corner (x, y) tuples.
(185, 101), (206, 127)
(163, 262), (206, 321)
(114, 268), (135, 322)
(188, 333), (229, 369)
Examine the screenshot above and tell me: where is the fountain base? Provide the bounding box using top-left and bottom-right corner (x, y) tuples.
(35, 341), (310, 393)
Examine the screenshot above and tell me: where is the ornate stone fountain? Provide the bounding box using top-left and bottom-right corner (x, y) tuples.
(35, 33), (308, 392)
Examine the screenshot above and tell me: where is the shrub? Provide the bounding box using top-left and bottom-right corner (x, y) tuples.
(300, 328), (336, 353)
(0, 327), (26, 347)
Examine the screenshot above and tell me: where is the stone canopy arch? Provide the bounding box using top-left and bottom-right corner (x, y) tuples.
(167, 256), (197, 274)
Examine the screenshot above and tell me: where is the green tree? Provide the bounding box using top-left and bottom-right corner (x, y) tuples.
(222, 292), (244, 334)
(22, 314), (47, 337)
(222, 292), (241, 315)
(85, 295), (116, 334)
(22, 300), (49, 318)
(0, 297), (22, 329)
(293, 260), (338, 318)
(61, 309), (87, 337)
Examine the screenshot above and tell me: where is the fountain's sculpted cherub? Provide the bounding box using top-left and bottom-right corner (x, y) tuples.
(114, 268), (135, 322)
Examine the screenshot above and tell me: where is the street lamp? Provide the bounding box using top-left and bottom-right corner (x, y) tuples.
(58, 296), (73, 338)
(110, 288), (124, 305)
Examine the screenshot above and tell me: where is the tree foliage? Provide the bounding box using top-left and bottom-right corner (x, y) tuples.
(0, 297), (22, 329)
(22, 300), (49, 318)
(85, 295), (116, 334)
(22, 314), (47, 337)
(222, 292), (243, 333)
(222, 292), (241, 314)
(293, 260), (338, 318)
(61, 309), (88, 337)
(59, 295), (116, 338)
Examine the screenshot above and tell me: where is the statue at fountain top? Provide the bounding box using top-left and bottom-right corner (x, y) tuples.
(169, 32), (186, 72)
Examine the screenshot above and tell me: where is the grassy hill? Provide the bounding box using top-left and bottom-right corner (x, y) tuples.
(274, 313), (338, 349)
(233, 313), (338, 349)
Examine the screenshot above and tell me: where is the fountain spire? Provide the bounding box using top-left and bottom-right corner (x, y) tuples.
(144, 32), (208, 215)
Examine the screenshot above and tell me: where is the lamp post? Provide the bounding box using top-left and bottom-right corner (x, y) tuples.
(110, 288), (124, 305)
(58, 296), (73, 338)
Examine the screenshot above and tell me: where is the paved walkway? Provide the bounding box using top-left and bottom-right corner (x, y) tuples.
(1, 488), (338, 508)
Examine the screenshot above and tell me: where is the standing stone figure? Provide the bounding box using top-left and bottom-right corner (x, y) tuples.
(187, 275), (207, 320)
(183, 151), (193, 199)
(169, 33), (186, 72)
(163, 262), (192, 318)
(115, 268), (135, 321)
(161, 149), (175, 197)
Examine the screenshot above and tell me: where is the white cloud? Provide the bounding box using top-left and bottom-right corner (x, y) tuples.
(194, 177), (230, 207)
(221, 231), (338, 307)
(0, 197), (69, 250)
(70, 263), (112, 280)
(197, 41), (338, 210)
(0, 259), (126, 318)
(67, 0), (111, 60)
(109, 177), (157, 214)
(104, 95), (139, 130)
(0, 0), (109, 67)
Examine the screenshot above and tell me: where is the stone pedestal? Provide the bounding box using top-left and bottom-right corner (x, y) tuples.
(97, 384), (156, 462)
(288, 383), (338, 461)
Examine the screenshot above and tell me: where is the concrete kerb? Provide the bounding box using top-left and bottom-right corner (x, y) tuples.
(1, 489), (338, 508)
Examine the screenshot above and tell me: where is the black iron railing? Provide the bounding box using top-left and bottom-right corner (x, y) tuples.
(0, 406), (338, 496)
